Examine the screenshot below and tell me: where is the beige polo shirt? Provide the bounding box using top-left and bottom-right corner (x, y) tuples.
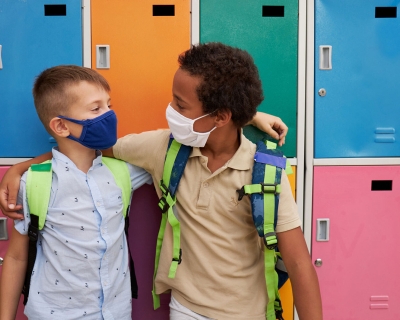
(113, 129), (301, 320)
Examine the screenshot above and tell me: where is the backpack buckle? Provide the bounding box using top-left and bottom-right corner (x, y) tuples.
(264, 232), (278, 250)
(172, 248), (182, 264)
(158, 180), (172, 213)
(158, 197), (169, 213)
(28, 224), (39, 242)
(260, 182), (279, 195)
(236, 186), (246, 201)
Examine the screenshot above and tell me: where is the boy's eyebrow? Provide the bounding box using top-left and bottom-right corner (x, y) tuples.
(173, 94), (185, 103)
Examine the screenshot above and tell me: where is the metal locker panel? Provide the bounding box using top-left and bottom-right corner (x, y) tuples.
(0, 166), (27, 319)
(314, 1), (400, 158)
(312, 166), (400, 319)
(128, 184), (170, 319)
(91, 0), (191, 137)
(200, 0), (299, 157)
(287, 165), (296, 199)
(0, 0), (82, 157)
(279, 165), (296, 320)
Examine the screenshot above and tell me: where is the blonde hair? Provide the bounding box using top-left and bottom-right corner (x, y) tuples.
(33, 65), (110, 133)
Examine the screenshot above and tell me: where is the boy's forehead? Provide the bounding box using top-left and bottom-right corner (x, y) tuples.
(173, 69), (202, 94)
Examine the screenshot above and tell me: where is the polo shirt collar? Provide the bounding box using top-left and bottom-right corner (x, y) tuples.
(189, 133), (253, 171)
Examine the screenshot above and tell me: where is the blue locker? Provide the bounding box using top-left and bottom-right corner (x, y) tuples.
(0, 0), (82, 157)
(314, 1), (400, 158)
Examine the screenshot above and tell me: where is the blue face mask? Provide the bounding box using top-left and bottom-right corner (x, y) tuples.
(58, 110), (117, 150)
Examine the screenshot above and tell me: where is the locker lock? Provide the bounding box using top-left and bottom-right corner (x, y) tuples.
(0, 257), (3, 266)
(318, 88), (326, 97)
(314, 258), (323, 267)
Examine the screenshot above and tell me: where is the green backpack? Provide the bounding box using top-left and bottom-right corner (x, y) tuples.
(23, 157), (137, 304)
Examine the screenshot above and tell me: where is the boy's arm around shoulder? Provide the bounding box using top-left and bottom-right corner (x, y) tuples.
(277, 228), (323, 320)
(0, 227), (29, 320)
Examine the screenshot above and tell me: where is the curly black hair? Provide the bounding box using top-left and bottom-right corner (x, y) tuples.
(178, 42), (263, 128)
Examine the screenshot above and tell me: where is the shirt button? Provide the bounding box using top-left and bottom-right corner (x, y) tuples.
(96, 201), (101, 206)
(201, 159), (206, 163)
(203, 182), (209, 188)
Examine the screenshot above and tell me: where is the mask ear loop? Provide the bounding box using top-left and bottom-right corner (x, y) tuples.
(190, 109), (219, 134)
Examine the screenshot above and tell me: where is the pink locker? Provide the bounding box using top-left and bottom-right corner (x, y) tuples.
(312, 166), (400, 320)
(0, 166), (27, 319)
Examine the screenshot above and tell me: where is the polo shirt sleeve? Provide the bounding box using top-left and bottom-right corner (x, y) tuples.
(14, 171), (31, 236)
(113, 130), (170, 175)
(275, 170), (302, 233)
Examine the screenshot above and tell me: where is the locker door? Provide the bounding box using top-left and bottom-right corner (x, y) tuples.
(200, 0), (299, 157)
(0, 0), (82, 157)
(314, 1), (400, 158)
(0, 167), (27, 319)
(91, 0), (191, 137)
(312, 166), (400, 319)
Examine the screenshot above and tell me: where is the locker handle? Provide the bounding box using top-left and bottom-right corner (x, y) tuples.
(316, 218), (330, 241)
(0, 218), (8, 240)
(96, 45), (110, 69)
(0, 45), (3, 69)
(319, 45), (332, 70)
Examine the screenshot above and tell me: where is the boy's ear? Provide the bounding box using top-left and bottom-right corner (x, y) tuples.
(214, 110), (232, 128)
(48, 117), (70, 138)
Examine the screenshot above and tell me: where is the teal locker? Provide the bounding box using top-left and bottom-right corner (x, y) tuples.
(200, 0), (298, 157)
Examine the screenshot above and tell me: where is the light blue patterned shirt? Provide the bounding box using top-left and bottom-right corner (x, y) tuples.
(15, 148), (152, 320)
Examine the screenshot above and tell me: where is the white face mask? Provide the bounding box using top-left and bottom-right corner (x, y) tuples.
(166, 103), (217, 147)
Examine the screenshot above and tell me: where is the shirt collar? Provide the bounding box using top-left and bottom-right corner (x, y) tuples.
(189, 132), (254, 171)
(52, 147), (103, 168)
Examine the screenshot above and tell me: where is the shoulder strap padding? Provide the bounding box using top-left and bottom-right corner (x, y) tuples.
(102, 157), (132, 218)
(26, 160), (52, 230)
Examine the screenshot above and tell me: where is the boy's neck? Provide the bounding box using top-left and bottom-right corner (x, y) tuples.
(56, 139), (97, 173)
(200, 126), (241, 173)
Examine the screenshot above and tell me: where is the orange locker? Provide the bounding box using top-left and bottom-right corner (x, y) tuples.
(91, 0), (191, 137)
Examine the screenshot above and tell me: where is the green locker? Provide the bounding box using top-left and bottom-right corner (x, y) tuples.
(200, 0), (298, 157)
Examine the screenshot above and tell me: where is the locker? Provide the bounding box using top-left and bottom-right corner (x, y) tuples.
(91, 0), (191, 137)
(128, 184), (170, 319)
(0, 0), (82, 157)
(279, 165), (296, 320)
(314, 1), (400, 158)
(0, 166), (27, 319)
(200, 0), (299, 157)
(312, 166), (400, 319)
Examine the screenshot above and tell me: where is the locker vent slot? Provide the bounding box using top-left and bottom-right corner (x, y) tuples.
(153, 5), (175, 16)
(375, 7), (397, 18)
(262, 6), (284, 17)
(44, 4), (67, 16)
(371, 180), (392, 191)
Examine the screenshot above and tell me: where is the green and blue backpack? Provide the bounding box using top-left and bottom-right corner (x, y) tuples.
(152, 135), (293, 320)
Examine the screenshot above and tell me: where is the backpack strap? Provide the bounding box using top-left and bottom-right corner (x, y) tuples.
(236, 141), (287, 320)
(23, 160), (52, 305)
(102, 157), (131, 218)
(102, 157), (138, 299)
(152, 137), (192, 309)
